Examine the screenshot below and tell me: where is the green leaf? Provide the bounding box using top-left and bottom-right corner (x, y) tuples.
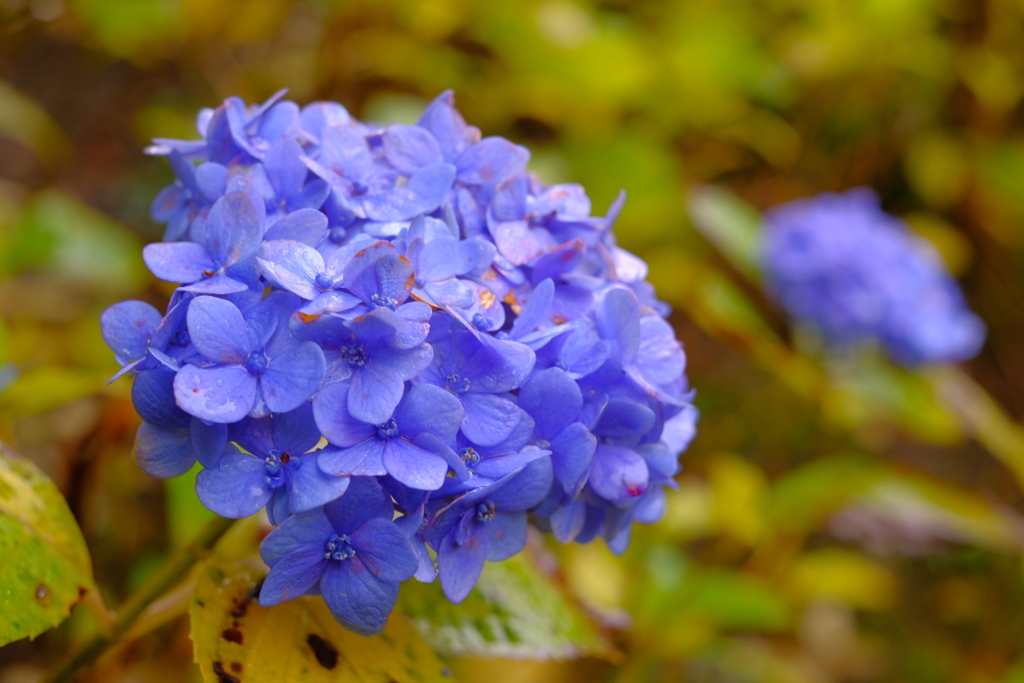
(190, 556), (450, 683)
(682, 569), (791, 631)
(2, 190), (146, 293)
(764, 454), (888, 534)
(0, 81), (70, 169)
(686, 184), (764, 280)
(0, 442), (95, 645)
(0, 366), (109, 418)
(399, 552), (610, 660)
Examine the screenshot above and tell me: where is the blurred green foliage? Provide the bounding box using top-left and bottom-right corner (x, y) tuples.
(3, 0), (1024, 681)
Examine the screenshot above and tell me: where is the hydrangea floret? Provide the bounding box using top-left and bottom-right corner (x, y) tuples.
(102, 89), (698, 635)
(762, 188), (986, 366)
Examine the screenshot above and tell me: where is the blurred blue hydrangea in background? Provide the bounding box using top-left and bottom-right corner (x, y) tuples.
(762, 188), (986, 366)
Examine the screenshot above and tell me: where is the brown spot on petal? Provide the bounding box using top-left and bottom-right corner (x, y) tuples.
(212, 661), (240, 683)
(35, 584), (48, 600)
(307, 634), (339, 669)
(221, 628), (243, 644)
(230, 663), (242, 673)
(298, 312), (321, 324)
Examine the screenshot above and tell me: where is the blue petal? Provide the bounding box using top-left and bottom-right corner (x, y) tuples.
(550, 422), (596, 492)
(258, 239), (324, 300)
(264, 209), (329, 245)
(416, 89), (479, 162)
(261, 340), (326, 413)
(350, 517), (418, 582)
(342, 241), (414, 306)
(348, 362), (405, 425)
(484, 511), (527, 562)
(437, 524), (486, 604)
(549, 500), (587, 544)
(488, 455), (553, 511)
(178, 274), (250, 295)
(382, 438), (448, 491)
(509, 278), (554, 341)
(318, 439), (386, 477)
(272, 402), (322, 456)
(593, 398), (656, 439)
(190, 418), (228, 468)
(490, 220), (549, 266)
(265, 137), (308, 197)
(173, 363), (257, 423)
(195, 162), (228, 202)
(459, 393), (521, 447)
(588, 444), (649, 502)
(394, 383), (464, 444)
(151, 184), (186, 224)
(321, 558), (398, 636)
(415, 235), (463, 283)
(518, 366), (582, 440)
(596, 286), (641, 362)
(470, 446), (547, 480)
(195, 450), (272, 518)
(285, 452), (350, 514)
(231, 414), (273, 457)
(361, 163), (455, 222)
(312, 382), (377, 447)
(260, 507), (335, 566)
(132, 422), (195, 478)
(258, 99), (299, 142)
(455, 136), (529, 185)
(382, 124), (443, 175)
(142, 242), (213, 284)
(131, 368), (189, 429)
(200, 191), (264, 268)
(187, 296), (252, 363)
(459, 331), (536, 393)
(258, 544), (329, 606)
(101, 301), (162, 361)
(323, 475), (391, 534)
(320, 125), (374, 180)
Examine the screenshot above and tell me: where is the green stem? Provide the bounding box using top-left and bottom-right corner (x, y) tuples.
(39, 515), (237, 683)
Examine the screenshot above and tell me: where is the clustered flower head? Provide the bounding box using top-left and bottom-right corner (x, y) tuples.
(762, 188), (986, 366)
(101, 89), (698, 636)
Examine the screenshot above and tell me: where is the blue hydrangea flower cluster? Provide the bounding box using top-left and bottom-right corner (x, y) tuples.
(762, 188), (986, 366)
(101, 90), (698, 636)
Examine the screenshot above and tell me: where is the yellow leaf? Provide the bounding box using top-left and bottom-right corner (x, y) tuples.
(190, 556), (451, 683)
(708, 453), (767, 546)
(787, 549), (898, 611)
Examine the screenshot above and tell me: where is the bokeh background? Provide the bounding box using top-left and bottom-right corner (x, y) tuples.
(3, 0), (1024, 681)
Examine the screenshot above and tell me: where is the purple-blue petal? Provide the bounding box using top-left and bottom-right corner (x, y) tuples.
(437, 524), (487, 604)
(261, 340), (326, 413)
(459, 393), (522, 447)
(132, 422), (195, 479)
(350, 517), (418, 583)
(312, 382), (377, 447)
(101, 300), (162, 361)
(382, 438), (449, 491)
(321, 558), (398, 636)
(142, 242), (214, 284)
(173, 363), (257, 423)
(259, 544), (329, 606)
(186, 296), (252, 363)
(318, 439), (386, 478)
(484, 511), (527, 562)
(195, 450), (272, 518)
